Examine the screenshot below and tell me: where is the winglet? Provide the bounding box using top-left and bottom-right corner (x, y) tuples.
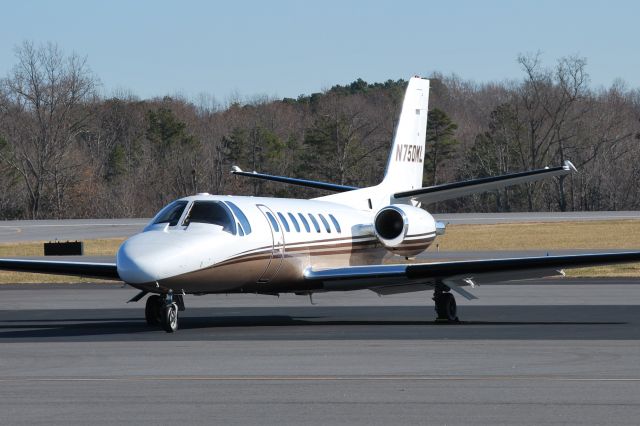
(231, 165), (243, 173)
(563, 160), (578, 173)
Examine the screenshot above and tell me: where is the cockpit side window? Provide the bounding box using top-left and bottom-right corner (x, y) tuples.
(225, 201), (252, 235)
(183, 201), (237, 234)
(153, 201), (189, 227)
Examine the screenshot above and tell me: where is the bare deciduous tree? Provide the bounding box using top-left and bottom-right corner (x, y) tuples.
(1, 43), (639, 218)
(0, 41), (97, 218)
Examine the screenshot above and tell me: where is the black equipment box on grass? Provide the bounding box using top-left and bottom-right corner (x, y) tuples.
(44, 241), (84, 256)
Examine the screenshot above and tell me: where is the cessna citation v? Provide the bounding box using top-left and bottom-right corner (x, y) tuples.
(2, 76), (640, 333)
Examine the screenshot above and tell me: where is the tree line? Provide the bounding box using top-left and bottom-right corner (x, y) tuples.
(0, 41), (639, 219)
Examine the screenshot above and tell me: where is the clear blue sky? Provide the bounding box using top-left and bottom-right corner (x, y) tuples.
(1, 0), (638, 101)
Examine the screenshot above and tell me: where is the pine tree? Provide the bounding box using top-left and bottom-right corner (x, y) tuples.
(425, 108), (458, 185)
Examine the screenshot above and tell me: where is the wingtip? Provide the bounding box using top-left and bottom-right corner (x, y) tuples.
(231, 165), (242, 173)
(563, 160), (578, 173)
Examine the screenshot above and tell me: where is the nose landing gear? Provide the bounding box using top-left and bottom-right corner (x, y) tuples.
(144, 292), (183, 333)
(162, 302), (179, 333)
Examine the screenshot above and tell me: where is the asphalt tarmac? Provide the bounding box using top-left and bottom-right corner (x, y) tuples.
(1, 280), (639, 425)
(1, 212), (639, 424)
(1, 211), (638, 242)
(0, 218), (147, 242)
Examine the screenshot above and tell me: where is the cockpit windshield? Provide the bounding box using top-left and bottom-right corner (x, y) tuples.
(153, 201), (188, 226)
(182, 201), (236, 234)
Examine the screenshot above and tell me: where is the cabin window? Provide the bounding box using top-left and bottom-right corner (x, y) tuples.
(328, 214), (341, 233)
(265, 212), (280, 232)
(153, 201), (189, 227)
(225, 201), (252, 235)
(183, 201), (236, 234)
(277, 212), (290, 232)
(308, 214), (321, 233)
(298, 213), (311, 232)
(287, 212), (300, 232)
(318, 214), (331, 233)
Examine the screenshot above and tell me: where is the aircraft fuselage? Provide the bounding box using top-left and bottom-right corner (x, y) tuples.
(116, 194), (437, 295)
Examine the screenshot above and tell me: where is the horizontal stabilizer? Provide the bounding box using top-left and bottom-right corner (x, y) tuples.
(394, 161), (577, 204)
(231, 166), (358, 193)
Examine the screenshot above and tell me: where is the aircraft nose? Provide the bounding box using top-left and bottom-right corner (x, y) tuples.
(117, 234), (163, 284)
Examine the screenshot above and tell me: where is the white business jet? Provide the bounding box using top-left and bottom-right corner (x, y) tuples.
(1, 76), (639, 332)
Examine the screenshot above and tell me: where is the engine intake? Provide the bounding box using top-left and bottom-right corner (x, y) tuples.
(374, 208), (405, 240)
(373, 205), (437, 257)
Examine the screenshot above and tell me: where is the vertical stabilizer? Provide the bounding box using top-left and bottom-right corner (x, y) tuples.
(381, 77), (429, 191)
(314, 76), (429, 211)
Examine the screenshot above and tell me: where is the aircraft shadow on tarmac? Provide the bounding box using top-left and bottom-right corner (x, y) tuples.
(0, 305), (638, 342)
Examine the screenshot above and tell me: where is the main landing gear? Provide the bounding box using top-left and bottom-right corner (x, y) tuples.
(145, 292), (184, 333)
(433, 287), (459, 322)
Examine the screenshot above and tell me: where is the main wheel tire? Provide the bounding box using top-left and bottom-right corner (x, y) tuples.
(435, 292), (458, 322)
(145, 295), (162, 326)
(161, 303), (179, 333)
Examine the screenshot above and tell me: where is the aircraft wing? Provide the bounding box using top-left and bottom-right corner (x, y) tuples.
(304, 251), (640, 296)
(0, 258), (120, 280)
(393, 161), (576, 205)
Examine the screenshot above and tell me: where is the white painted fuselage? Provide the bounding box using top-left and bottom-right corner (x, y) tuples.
(116, 194), (437, 295)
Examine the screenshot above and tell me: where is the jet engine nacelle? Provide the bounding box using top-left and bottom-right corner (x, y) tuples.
(373, 204), (439, 257)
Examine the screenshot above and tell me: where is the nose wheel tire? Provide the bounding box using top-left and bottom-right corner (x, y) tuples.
(145, 295), (162, 326)
(434, 292), (458, 322)
(161, 303), (179, 333)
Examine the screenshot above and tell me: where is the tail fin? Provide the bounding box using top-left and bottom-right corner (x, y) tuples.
(381, 76), (430, 191)
(313, 76), (429, 211)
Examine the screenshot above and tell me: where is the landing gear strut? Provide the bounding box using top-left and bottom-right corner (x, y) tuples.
(144, 292), (183, 333)
(433, 288), (458, 322)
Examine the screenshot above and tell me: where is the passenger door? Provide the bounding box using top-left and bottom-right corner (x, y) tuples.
(256, 204), (285, 283)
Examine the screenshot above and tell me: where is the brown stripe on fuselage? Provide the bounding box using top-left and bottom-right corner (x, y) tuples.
(215, 233), (433, 268)
(152, 232), (435, 295)
(230, 234), (376, 258)
(216, 238), (381, 268)
(152, 241), (389, 294)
